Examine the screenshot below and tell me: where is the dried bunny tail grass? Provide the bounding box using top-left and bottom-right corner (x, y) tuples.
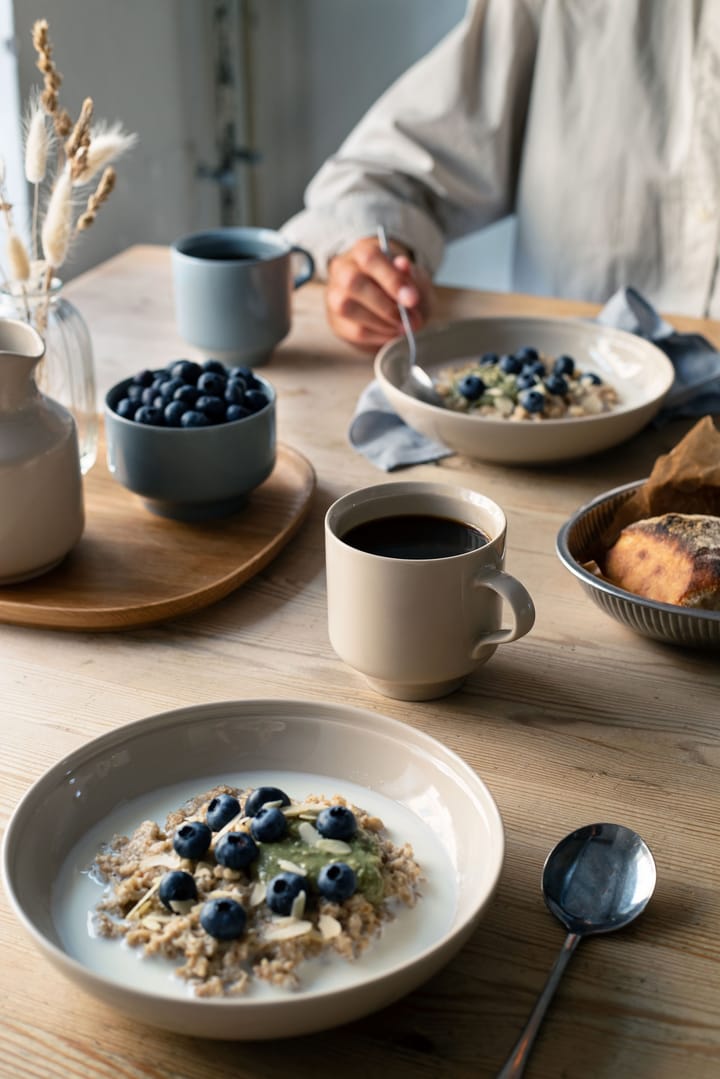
(77, 167), (115, 231)
(32, 19), (72, 139)
(66, 97), (94, 175)
(24, 96), (51, 184)
(41, 165), (73, 270)
(72, 124), (137, 186)
(7, 231), (31, 281)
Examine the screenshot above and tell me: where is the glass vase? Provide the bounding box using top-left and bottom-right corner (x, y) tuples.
(0, 279), (98, 474)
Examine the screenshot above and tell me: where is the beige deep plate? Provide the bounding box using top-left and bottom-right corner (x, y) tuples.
(375, 316), (675, 464)
(556, 479), (720, 648)
(0, 438), (315, 630)
(1, 699), (505, 1040)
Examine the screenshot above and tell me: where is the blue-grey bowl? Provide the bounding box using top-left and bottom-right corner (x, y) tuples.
(104, 372), (276, 521)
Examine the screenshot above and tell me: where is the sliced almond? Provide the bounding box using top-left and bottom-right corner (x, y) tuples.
(249, 881), (267, 906)
(278, 858), (306, 875)
(125, 878), (161, 920)
(297, 821), (320, 846)
(263, 920), (313, 941)
(290, 890), (306, 920)
(316, 838), (352, 855)
(318, 913), (342, 940)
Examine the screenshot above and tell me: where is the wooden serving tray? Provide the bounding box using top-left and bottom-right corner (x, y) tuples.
(0, 439), (316, 630)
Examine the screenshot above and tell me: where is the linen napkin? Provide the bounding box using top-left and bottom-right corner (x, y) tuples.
(349, 286), (720, 470)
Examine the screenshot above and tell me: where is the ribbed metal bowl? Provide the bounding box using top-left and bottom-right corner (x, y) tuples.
(556, 480), (720, 648)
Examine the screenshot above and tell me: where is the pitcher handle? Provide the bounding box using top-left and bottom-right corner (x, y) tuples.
(470, 566), (535, 655)
(291, 245), (315, 289)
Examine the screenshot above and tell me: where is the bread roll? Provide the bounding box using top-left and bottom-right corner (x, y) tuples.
(604, 513), (720, 609)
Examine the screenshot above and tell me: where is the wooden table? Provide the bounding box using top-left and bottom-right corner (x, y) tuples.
(2, 245), (719, 1079)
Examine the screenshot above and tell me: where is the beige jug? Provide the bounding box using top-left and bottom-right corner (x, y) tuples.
(0, 318), (84, 583)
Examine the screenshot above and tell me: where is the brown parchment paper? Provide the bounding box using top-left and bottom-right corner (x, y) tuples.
(600, 416), (720, 548)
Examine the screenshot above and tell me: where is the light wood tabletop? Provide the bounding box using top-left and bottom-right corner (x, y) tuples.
(1, 245), (719, 1079)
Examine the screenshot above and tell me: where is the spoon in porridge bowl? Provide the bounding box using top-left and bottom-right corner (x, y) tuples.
(376, 225), (444, 407)
(497, 822), (657, 1078)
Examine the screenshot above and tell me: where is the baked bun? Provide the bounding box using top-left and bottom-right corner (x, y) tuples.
(605, 513), (720, 609)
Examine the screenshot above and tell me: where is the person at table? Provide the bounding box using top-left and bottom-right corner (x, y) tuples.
(281, 0), (720, 352)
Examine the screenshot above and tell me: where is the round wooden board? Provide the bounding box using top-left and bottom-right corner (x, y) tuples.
(0, 440), (316, 630)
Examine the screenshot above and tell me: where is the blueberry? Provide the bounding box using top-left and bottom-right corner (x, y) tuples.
(116, 397), (138, 419)
(250, 806), (287, 843)
(134, 405), (164, 425)
(180, 409), (210, 427)
(200, 897), (247, 940)
(244, 786), (291, 817)
(514, 346), (539, 363)
(266, 872), (309, 915)
(170, 359), (202, 383)
(163, 400), (187, 426)
(197, 371), (227, 397)
(499, 354), (523, 375)
(131, 368), (155, 387)
(225, 377), (248, 403)
(478, 352), (498, 366)
(195, 394), (226, 422)
(553, 354), (575, 376)
(317, 861), (357, 902)
(226, 404), (251, 422)
(140, 386), (157, 406)
(158, 377), (185, 402)
(243, 389), (269, 414)
(522, 359), (546, 377)
(515, 372), (537, 391)
(229, 365), (262, 389)
(158, 870), (198, 914)
(457, 374), (485, 401)
(316, 805), (357, 841)
(173, 384), (200, 405)
(203, 359), (228, 375)
(152, 395), (165, 410)
(580, 371), (603, 385)
(172, 820), (212, 860)
(545, 374), (569, 396)
(519, 389), (545, 413)
(215, 831), (259, 869)
(206, 792), (241, 831)
(126, 384), (144, 401)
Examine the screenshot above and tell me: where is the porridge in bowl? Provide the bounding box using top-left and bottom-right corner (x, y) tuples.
(435, 348), (620, 420)
(56, 775), (427, 999)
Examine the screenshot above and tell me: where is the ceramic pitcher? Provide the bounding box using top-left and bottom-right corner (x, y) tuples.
(0, 318), (84, 584)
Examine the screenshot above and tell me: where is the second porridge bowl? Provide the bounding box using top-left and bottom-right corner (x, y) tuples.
(375, 315), (675, 465)
(1, 699), (504, 1040)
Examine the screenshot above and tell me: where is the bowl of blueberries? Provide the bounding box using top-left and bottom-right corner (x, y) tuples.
(375, 315), (674, 465)
(104, 357), (275, 520)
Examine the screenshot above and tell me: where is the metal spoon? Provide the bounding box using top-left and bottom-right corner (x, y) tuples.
(376, 225), (443, 407)
(497, 823), (657, 1079)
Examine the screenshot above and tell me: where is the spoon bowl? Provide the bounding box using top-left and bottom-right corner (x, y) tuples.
(498, 822), (656, 1078)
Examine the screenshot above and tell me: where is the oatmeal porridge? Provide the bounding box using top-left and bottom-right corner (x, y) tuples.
(435, 347), (620, 420)
(53, 774), (439, 999)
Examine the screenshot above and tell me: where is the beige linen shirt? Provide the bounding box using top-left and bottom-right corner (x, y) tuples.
(282, 0), (720, 318)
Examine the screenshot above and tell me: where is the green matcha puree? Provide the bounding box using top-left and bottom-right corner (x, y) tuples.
(255, 820), (385, 905)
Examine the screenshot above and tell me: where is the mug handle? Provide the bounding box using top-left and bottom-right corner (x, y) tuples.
(290, 245), (315, 289)
(470, 566), (535, 654)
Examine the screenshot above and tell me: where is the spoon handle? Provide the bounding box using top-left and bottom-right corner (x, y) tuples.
(496, 931), (581, 1079)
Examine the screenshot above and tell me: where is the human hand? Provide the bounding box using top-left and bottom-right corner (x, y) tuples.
(325, 235), (432, 351)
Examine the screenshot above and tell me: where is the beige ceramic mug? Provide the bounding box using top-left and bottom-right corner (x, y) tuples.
(325, 481), (535, 701)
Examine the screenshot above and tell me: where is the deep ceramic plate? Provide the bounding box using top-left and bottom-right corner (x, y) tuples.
(1, 699), (504, 1040)
(375, 316), (675, 464)
(556, 480), (720, 648)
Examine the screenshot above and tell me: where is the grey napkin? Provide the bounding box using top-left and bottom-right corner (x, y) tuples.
(349, 286), (720, 470)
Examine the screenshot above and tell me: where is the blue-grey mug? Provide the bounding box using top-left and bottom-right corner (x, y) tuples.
(170, 227), (314, 367)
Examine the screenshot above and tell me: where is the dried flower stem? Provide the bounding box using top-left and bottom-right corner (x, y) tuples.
(76, 167), (115, 231)
(25, 100), (50, 260)
(31, 19), (72, 142)
(66, 97), (93, 179)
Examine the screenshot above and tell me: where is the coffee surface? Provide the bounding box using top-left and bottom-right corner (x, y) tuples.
(187, 244), (257, 261)
(341, 514), (488, 560)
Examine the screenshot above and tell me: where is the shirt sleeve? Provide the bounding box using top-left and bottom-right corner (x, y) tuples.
(281, 0), (539, 279)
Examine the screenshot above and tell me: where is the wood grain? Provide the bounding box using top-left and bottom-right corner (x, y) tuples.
(1, 246), (719, 1079)
(0, 438), (315, 629)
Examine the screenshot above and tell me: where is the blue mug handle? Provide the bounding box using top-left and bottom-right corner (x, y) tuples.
(290, 245), (315, 289)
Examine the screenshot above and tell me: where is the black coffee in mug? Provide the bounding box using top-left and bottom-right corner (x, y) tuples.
(341, 513), (489, 560)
